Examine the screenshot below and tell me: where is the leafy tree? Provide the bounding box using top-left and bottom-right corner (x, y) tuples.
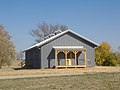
(102, 53), (117, 66)
(115, 46), (120, 65)
(95, 42), (118, 66)
(95, 42), (112, 66)
(116, 53), (120, 65)
(0, 25), (16, 68)
(30, 22), (69, 43)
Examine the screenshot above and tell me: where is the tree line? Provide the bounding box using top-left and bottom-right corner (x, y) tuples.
(0, 23), (120, 68)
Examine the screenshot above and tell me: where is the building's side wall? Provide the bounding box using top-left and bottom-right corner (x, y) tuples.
(25, 48), (41, 68)
(41, 32), (95, 68)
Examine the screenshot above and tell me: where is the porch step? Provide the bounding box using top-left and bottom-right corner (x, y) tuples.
(56, 65), (86, 69)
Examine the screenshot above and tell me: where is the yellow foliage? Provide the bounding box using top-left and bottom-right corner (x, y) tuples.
(0, 25), (16, 68)
(95, 42), (112, 66)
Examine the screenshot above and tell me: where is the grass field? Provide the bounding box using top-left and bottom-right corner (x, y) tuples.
(0, 60), (120, 90)
(0, 72), (120, 90)
(0, 66), (120, 76)
(1, 60), (120, 76)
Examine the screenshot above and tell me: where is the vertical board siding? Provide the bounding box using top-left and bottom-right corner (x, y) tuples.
(25, 48), (41, 68)
(41, 32), (95, 68)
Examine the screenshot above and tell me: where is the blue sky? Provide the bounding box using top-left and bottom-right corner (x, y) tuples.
(0, 0), (120, 52)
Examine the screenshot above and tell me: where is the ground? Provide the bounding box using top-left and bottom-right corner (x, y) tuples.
(0, 60), (120, 90)
(1, 60), (120, 76)
(0, 66), (120, 76)
(0, 72), (120, 90)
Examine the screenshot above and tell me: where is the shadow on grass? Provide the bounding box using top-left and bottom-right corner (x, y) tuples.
(13, 67), (42, 70)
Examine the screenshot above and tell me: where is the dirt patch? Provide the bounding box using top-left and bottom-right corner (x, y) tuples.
(0, 66), (120, 76)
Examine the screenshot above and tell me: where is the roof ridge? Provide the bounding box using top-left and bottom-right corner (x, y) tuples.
(24, 30), (69, 51)
(24, 29), (99, 51)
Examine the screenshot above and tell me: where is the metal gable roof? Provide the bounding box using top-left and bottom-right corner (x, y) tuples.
(69, 30), (99, 46)
(24, 29), (99, 51)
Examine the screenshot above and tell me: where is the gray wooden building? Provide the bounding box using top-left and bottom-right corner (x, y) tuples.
(24, 29), (99, 69)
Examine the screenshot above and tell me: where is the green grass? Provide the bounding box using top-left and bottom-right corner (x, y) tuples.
(0, 72), (120, 90)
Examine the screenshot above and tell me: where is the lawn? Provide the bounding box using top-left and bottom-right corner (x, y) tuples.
(0, 66), (120, 76)
(0, 72), (120, 90)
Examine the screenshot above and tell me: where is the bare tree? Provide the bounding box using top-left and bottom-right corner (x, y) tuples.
(17, 50), (24, 60)
(118, 46), (120, 53)
(30, 22), (69, 43)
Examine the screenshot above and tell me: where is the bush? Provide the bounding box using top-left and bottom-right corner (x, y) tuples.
(103, 59), (117, 66)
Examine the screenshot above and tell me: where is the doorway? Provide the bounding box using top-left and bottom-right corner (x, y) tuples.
(66, 59), (72, 65)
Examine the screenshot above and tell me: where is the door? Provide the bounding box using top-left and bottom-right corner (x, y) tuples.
(66, 59), (72, 65)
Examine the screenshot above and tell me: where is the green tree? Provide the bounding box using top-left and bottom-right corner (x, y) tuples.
(0, 25), (16, 68)
(30, 22), (69, 43)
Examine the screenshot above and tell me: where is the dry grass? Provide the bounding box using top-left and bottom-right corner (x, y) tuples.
(1, 61), (120, 90)
(0, 66), (120, 76)
(1, 60), (120, 76)
(0, 72), (120, 90)
(1, 60), (22, 69)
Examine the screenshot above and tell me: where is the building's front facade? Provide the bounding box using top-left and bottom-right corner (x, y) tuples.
(24, 30), (99, 69)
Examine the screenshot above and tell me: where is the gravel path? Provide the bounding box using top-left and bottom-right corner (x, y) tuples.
(0, 66), (119, 79)
(0, 72), (94, 80)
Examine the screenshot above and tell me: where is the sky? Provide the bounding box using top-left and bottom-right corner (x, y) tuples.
(0, 0), (120, 52)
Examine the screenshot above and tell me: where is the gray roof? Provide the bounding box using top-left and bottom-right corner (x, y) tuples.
(24, 29), (99, 51)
